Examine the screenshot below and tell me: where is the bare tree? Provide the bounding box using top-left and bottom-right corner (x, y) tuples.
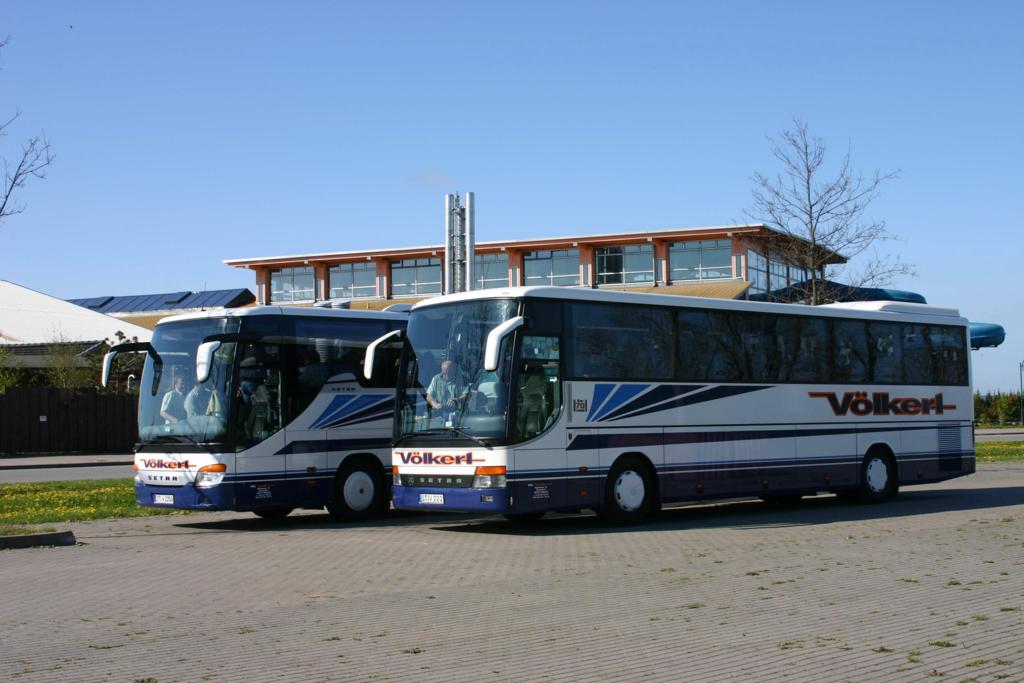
(0, 36), (54, 226)
(745, 118), (909, 304)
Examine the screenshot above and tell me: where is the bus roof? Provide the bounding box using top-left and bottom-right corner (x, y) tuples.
(157, 305), (408, 326)
(410, 286), (967, 325)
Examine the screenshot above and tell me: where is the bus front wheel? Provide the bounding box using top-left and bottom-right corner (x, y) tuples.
(856, 448), (899, 503)
(599, 456), (658, 525)
(327, 459), (388, 522)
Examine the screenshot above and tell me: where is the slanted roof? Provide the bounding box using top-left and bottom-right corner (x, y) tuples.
(222, 224), (847, 270)
(67, 288), (255, 314)
(0, 280), (152, 346)
(600, 280), (752, 300)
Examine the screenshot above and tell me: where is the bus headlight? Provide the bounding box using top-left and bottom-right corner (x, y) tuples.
(195, 463), (227, 488)
(472, 466), (507, 489)
(392, 466), (401, 487)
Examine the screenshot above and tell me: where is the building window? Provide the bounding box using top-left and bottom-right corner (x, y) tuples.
(595, 244), (654, 285)
(769, 261), (788, 294)
(391, 257), (441, 296)
(270, 266), (315, 302)
(524, 249), (579, 287)
(668, 240), (733, 282)
(329, 262), (377, 299)
(747, 250), (768, 297)
(472, 253), (509, 290)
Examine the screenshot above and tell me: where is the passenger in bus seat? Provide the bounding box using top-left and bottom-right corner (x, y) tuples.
(184, 382), (212, 418)
(516, 364), (549, 437)
(298, 349), (330, 388)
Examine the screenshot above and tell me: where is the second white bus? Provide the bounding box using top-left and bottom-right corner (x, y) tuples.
(368, 286), (974, 523)
(104, 305), (406, 520)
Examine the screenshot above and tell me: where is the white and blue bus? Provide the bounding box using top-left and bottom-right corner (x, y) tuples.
(103, 305), (406, 520)
(369, 286), (974, 523)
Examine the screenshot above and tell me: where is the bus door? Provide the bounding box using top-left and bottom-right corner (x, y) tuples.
(510, 335), (566, 513)
(234, 341), (289, 508)
(281, 325), (336, 506)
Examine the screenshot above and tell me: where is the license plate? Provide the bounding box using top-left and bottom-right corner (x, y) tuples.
(419, 493), (444, 505)
(153, 494), (174, 505)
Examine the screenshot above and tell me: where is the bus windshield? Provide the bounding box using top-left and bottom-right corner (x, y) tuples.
(398, 299), (518, 440)
(138, 318), (239, 445)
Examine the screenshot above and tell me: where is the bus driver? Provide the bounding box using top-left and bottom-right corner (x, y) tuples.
(426, 360), (468, 413)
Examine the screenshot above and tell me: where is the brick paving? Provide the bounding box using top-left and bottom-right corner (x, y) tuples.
(1, 464), (1022, 683)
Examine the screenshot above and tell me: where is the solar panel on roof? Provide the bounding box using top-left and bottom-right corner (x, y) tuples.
(163, 291), (191, 305)
(66, 288), (255, 313)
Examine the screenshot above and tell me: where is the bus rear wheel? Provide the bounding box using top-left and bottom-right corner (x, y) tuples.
(856, 448), (899, 503)
(327, 459), (388, 522)
(253, 507), (293, 520)
(599, 456), (657, 525)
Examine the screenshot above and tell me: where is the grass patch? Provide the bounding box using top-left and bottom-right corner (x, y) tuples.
(976, 441), (1024, 462)
(0, 479), (189, 525)
(929, 640), (956, 648)
(0, 524), (58, 536)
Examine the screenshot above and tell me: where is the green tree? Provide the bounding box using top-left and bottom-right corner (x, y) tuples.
(0, 345), (19, 393)
(42, 334), (94, 388)
(746, 119), (910, 304)
(997, 392), (1019, 424)
(1, 36), (55, 229)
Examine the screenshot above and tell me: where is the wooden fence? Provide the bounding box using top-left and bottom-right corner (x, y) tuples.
(0, 388), (137, 455)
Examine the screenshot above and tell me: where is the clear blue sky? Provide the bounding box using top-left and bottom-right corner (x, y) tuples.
(2, 1), (1022, 392)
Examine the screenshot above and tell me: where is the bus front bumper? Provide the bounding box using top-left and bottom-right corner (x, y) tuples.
(392, 485), (511, 513)
(135, 480), (235, 511)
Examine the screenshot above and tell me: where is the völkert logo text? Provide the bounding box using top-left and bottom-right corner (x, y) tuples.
(809, 391), (956, 416)
(396, 451), (475, 465)
(141, 459), (191, 469)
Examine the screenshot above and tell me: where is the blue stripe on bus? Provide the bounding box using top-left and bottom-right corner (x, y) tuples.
(310, 395), (393, 430)
(567, 423), (955, 450)
(586, 384), (617, 422)
(597, 383), (706, 422)
(275, 437), (392, 455)
(600, 384), (768, 422)
(591, 384), (650, 421)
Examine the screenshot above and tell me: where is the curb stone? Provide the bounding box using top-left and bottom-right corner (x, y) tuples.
(0, 530), (77, 550)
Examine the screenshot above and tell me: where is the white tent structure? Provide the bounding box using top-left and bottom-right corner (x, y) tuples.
(0, 280), (152, 368)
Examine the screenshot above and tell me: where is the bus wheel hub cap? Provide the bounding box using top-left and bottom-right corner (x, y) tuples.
(866, 459), (888, 493)
(343, 472), (375, 510)
(615, 471), (645, 511)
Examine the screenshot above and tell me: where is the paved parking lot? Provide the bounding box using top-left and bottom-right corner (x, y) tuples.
(2, 464), (1022, 683)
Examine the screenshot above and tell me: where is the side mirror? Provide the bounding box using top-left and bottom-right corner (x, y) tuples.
(101, 351), (117, 388)
(364, 329), (403, 380)
(101, 342), (163, 395)
(196, 341), (222, 383)
(483, 316), (524, 372)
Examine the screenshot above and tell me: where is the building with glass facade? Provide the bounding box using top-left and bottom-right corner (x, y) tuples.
(224, 224), (843, 308)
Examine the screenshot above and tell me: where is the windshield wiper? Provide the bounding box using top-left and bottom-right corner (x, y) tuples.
(394, 427), (492, 450)
(447, 425), (492, 450)
(149, 434), (201, 446)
